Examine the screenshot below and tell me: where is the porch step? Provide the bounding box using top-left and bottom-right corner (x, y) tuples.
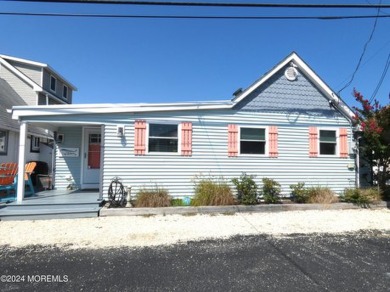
(0, 200), (103, 221)
(3, 202), (101, 210)
(0, 206), (101, 221)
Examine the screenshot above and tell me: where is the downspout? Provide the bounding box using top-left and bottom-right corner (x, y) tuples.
(353, 122), (360, 188)
(329, 95), (358, 188)
(51, 134), (56, 190)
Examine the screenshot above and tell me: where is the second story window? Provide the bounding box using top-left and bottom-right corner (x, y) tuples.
(50, 75), (57, 92)
(63, 85), (68, 99)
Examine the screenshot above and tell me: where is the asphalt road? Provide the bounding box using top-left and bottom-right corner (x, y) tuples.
(1, 231), (389, 292)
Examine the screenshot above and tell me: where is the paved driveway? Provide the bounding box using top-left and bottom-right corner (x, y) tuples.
(1, 232), (389, 291)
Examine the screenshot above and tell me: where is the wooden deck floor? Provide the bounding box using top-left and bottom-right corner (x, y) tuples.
(0, 190), (102, 220)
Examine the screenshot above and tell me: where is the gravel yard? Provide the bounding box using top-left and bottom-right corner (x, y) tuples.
(0, 209), (389, 249)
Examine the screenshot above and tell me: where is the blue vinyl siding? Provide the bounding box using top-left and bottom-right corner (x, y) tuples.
(54, 126), (82, 189)
(100, 109), (354, 199)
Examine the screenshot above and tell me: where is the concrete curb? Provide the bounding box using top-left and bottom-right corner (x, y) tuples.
(99, 201), (389, 217)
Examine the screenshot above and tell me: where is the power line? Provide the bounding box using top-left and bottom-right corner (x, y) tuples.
(9, 0), (390, 9)
(370, 51), (390, 102)
(338, 0), (382, 94)
(1, 11), (390, 19)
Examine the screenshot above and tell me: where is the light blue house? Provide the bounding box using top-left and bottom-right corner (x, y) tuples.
(11, 52), (357, 202)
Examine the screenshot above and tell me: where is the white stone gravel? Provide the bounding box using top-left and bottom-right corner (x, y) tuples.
(0, 209), (389, 249)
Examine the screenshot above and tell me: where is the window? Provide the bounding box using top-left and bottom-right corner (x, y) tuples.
(148, 124), (178, 153)
(319, 130), (337, 155)
(50, 75), (56, 92)
(240, 127), (266, 155)
(0, 130), (8, 155)
(63, 85), (68, 99)
(89, 134), (101, 144)
(30, 136), (40, 153)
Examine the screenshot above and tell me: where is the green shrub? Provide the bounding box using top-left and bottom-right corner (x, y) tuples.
(232, 173), (258, 205)
(170, 198), (185, 207)
(135, 186), (171, 208)
(290, 182), (309, 203)
(192, 176), (235, 206)
(306, 186), (338, 204)
(343, 188), (382, 208)
(261, 178), (281, 204)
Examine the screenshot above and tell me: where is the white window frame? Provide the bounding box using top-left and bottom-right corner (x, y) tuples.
(318, 128), (339, 157)
(30, 135), (40, 153)
(50, 75), (57, 92)
(63, 85), (68, 99)
(238, 126), (268, 156)
(146, 122), (181, 155)
(0, 130), (8, 155)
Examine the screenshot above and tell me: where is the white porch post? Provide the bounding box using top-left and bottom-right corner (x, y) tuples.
(16, 121), (27, 204)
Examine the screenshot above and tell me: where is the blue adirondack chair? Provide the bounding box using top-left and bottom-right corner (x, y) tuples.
(0, 162), (36, 202)
(0, 162), (18, 202)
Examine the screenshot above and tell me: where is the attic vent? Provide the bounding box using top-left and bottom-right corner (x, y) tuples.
(232, 88), (243, 97)
(284, 66), (298, 81)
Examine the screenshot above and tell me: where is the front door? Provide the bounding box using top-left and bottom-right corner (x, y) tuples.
(83, 128), (101, 188)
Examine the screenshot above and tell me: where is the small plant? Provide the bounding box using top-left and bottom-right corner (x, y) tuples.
(306, 186), (338, 204)
(290, 182), (309, 203)
(261, 178), (281, 204)
(170, 198), (185, 206)
(192, 175), (235, 206)
(342, 188), (381, 208)
(232, 173), (258, 205)
(134, 186), (171, 208)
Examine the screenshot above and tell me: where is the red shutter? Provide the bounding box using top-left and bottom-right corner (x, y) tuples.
(269, 126), (278, 158)
(228, 124), (238, 157)
(134, 120), (146, 155)
(309, 127), (318, 157)
(339, 128), (348, 158)
(181, 122), (193, 156)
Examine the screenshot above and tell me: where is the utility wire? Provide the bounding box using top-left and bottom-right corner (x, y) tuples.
(338, 0), (382, 94)
(9, 0), (390, 9)
(370, 51), (390, 102)
(1, 11), (390, 19)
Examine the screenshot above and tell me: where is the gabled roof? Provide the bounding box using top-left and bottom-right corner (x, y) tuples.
(0, 54), (77, 91)
(231, 52), (354, 119)
(11, 52), (354, 121)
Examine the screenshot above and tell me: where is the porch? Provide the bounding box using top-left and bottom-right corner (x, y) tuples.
(0, 189), (102, 220)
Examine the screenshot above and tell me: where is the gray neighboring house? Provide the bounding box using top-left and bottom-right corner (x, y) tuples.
(12, 52), (359, 203)
(0, 54), (77, 169)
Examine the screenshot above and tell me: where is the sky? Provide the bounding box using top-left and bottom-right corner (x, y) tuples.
(1, 0), (390, 109)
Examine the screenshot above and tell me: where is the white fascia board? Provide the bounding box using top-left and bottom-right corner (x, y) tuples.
(11, 102), (233, 120)
(0, 54), (47, 67)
